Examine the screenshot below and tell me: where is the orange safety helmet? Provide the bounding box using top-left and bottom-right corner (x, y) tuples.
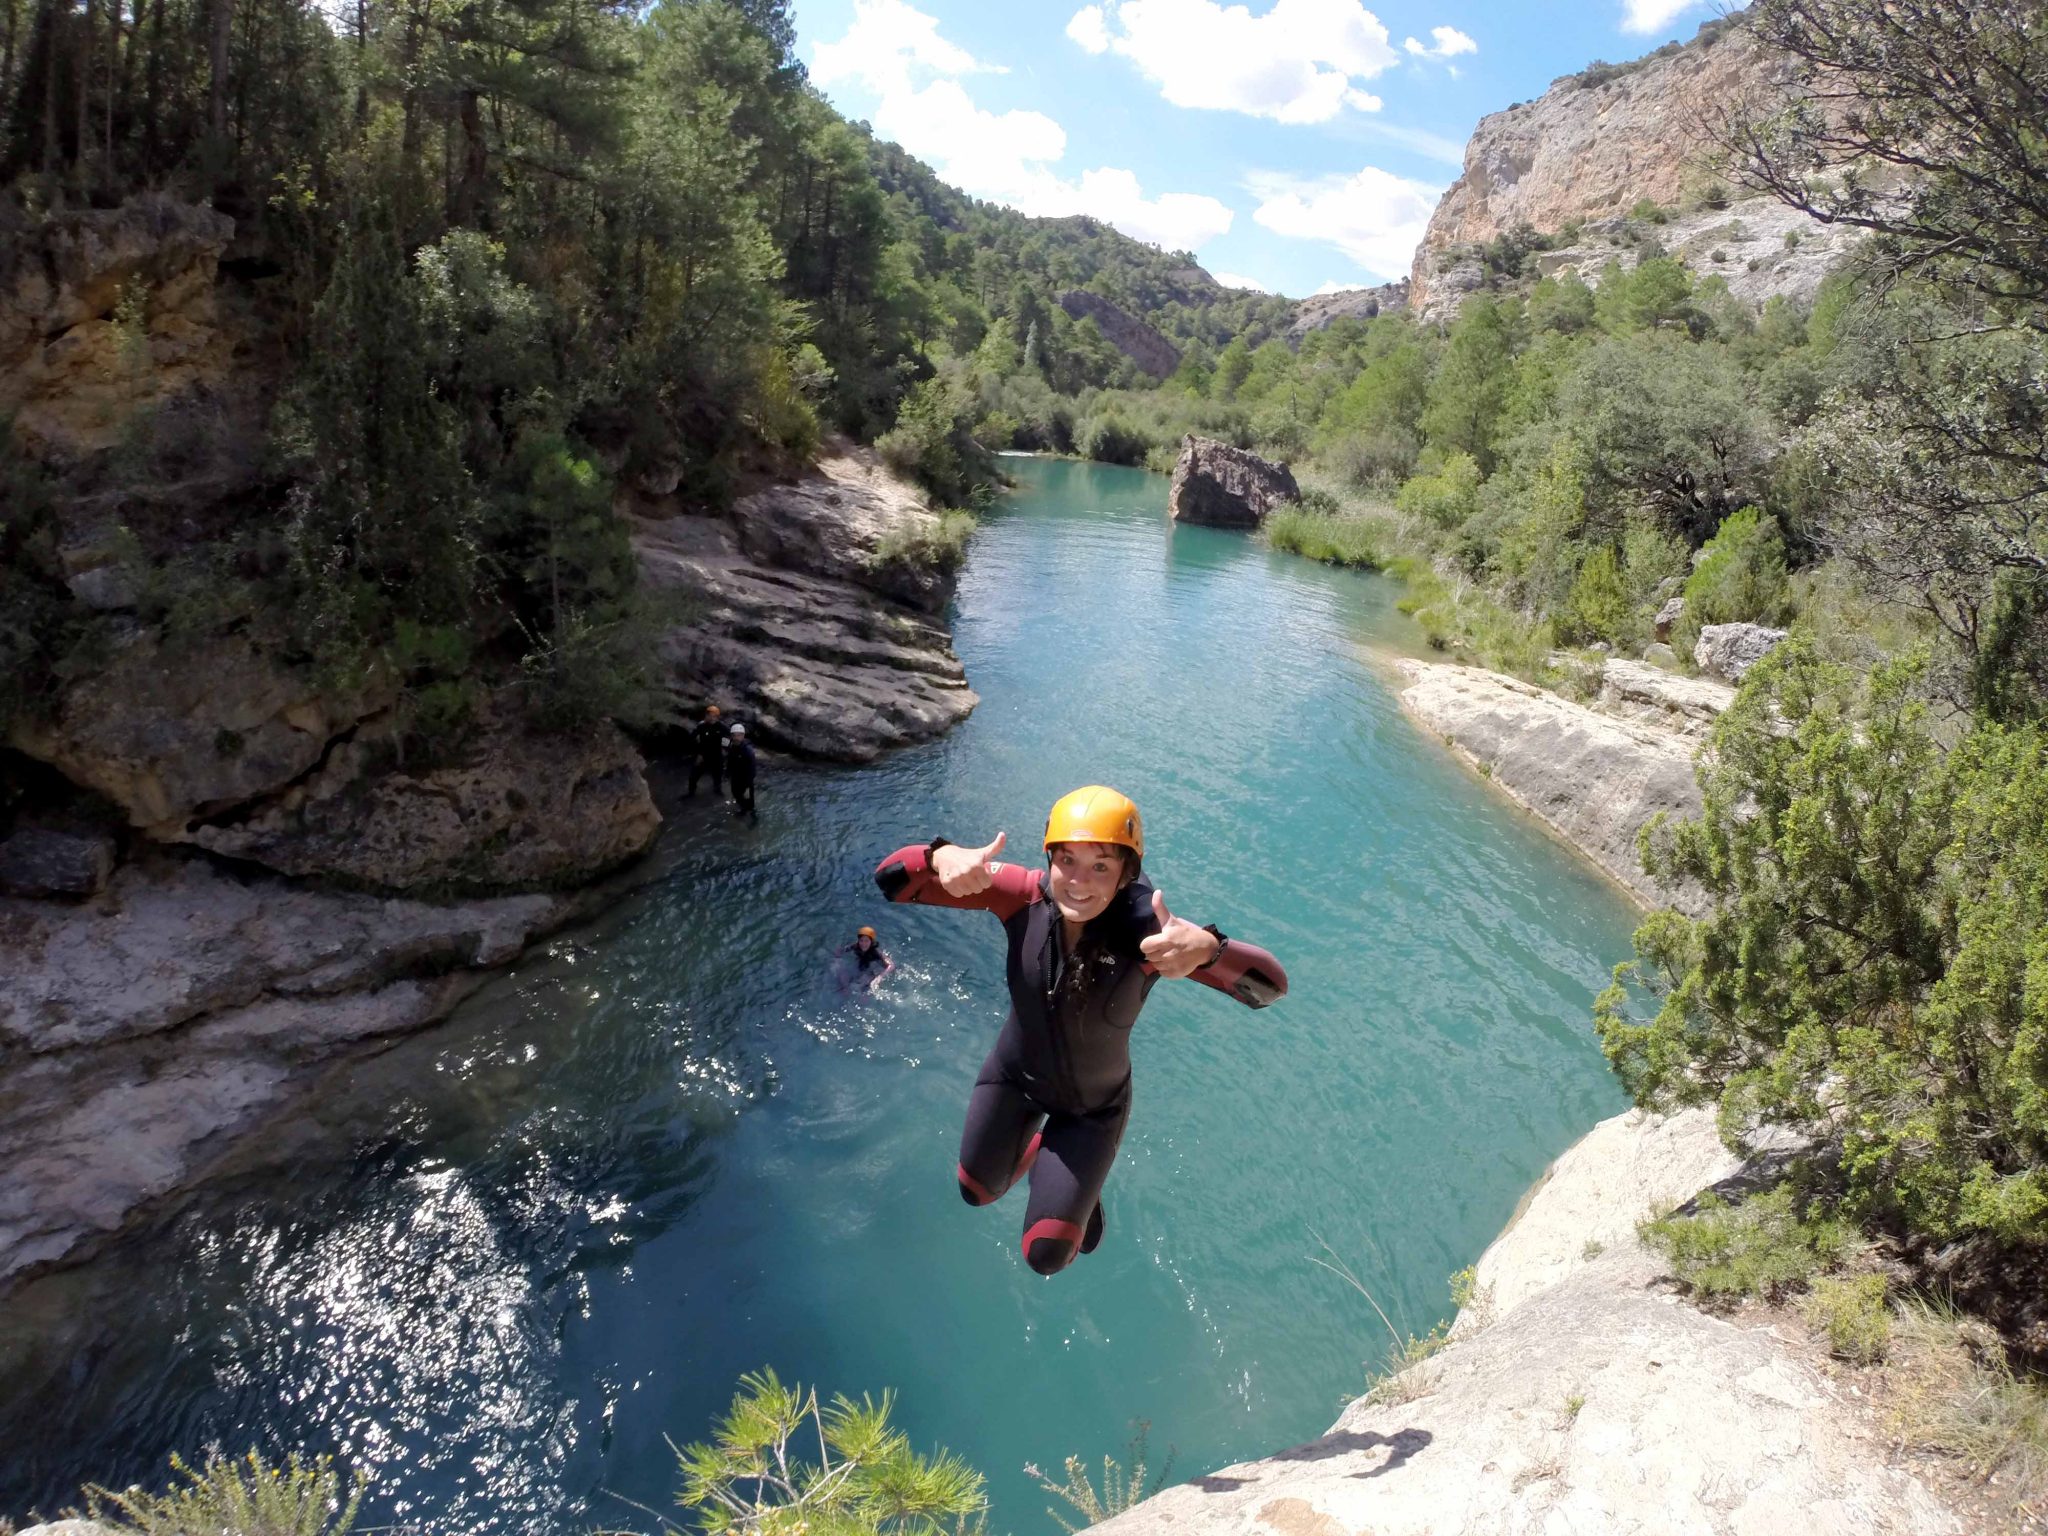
(1043, 785), (1144, 859)
(857, 925), (877, 940)
(705, 704), (721, 718)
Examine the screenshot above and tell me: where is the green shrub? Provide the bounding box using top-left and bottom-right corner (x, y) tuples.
(1559, 545), (1636, 647)
(1678, 505), (1792, 645)
(1028, 1424), (1172, 1533)
(871, 511), (978, 578)
(1395, 452), (1484, 531)
(878, 376), (997, 507)
(1079, 413), (1149, 466)
(1803, 1274), (1891, 1363)
(675, 1369), (985, 1536)
(85, 1450), (364, 1536)
(1639, 1186), (1857, 1299)
(1630, 197), (1669, 224)
(1598, 645), (2048, 1246)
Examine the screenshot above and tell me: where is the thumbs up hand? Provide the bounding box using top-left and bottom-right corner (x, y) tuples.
(1139, 889), (1222, 979)
(935, 832), (1006, 896)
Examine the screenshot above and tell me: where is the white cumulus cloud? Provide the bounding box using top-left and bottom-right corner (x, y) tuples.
(1211, 272), (1272, 292)
(1250, 165), (1443, 280)
(1403, 24), (1476, 59)
(1621, 0), (1700, 34)
(1067, 4), (1113, 53)
(812, 0), (1005, 94)
(1065, 0), (1399, 124)
(1312, 279), (1367, 295)
(813, 1), (1233, 253)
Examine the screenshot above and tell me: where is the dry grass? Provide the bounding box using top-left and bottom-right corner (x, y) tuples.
(1885, 1299), (2048, 1516)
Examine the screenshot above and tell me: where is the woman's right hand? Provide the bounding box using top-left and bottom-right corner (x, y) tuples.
(934, 832), (1006, 896)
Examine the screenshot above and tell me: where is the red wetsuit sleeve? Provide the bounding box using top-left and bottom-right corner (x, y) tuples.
(873, 843), (1041, 922)
(1189, 937), (1288, 1009)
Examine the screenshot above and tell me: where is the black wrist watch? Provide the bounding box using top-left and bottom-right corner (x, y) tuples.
(925, 837), (952, 862)
(1198, 924), (1228, 968)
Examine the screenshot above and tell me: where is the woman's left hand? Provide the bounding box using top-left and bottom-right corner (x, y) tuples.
(1139, 890), (1222, 979)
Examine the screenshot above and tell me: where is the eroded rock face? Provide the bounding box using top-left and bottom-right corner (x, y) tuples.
(188, 709), (660, 893)
(1397, 660), (1710, 912)
(1, 197), (239, 459)
(1695, 622), (1788, 682)
(730, 449), (958, 616)
(6, 630), (397, 839)
(0, 852), (580, 1284)
(1168, 436), (1301, 529)
(1286, 280), (1408, 340)
(1058, 290), (1180, 379)
(1595, 658), (1734, 742)
(634, 444), (978, 761)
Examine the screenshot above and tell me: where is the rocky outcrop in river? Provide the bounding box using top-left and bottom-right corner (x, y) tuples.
(1093, 1107), (1959, 1536)
(1396, 659), (1731, 913)
(632, 444), (979, 762)
(1168, 437), (1301, 529)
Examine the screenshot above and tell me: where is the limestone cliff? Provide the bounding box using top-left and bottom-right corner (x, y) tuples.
(1409, 19), (1864, 322)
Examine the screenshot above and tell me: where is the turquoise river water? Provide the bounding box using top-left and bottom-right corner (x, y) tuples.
(0, 458), (1637, 1532)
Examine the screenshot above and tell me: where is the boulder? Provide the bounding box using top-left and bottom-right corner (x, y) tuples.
(1695, 622), (1787, 682)
(188, 708), (660, 893)
(6, 630), (396, 839)
(1642, 642), (1679, 668)
(1168, 437), (1301, 529)
(0, 826), (117, 899)
(1652, 594), (1685, 642)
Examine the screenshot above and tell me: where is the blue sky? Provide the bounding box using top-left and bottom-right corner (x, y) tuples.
(792, 0), (1723, 299)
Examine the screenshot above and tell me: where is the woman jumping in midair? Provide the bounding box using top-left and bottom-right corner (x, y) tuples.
(874, 786), (1288, 1277)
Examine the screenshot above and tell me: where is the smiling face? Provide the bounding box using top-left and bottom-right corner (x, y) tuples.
(1045, 841), (1134, 924)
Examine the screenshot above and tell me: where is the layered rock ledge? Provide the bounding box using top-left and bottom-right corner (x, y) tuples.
(633, 443), (979, 762)
(0, 852), (605, 1289)
(1396, 659), (1729, 913)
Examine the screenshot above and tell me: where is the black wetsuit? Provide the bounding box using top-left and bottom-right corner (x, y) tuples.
(875, 840), (1287, 1276)
(687, 718), (725, 796)
(727, 740), (757, 820)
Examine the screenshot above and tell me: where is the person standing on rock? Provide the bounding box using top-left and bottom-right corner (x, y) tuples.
(688, 705), (726, 799)
(873, 787), (1287, 1277)
(727, 724), (758, 822)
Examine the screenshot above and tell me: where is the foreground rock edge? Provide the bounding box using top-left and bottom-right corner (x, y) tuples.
(1091, 1107), (1961, 1536)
